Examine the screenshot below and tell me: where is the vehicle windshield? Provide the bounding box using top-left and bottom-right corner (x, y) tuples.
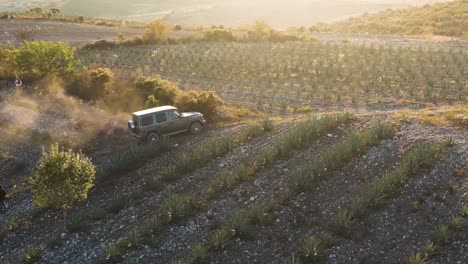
(167, 110), (181, 120)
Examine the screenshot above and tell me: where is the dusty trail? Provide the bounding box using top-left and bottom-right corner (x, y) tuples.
(36, 120), (297, 263)
(123, 118), (357, 263)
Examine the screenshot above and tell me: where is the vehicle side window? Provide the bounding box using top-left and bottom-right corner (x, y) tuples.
(167, 111), (180, 120)
(140, 116), (154, 126)
(155, 113), (167, 123)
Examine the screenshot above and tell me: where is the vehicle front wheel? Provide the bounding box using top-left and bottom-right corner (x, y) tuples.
(190, 122), (203, 134)
(147, 132), (160, 144)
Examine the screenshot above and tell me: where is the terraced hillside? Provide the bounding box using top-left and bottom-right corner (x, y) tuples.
(0, 5), (467, 263)
(79, 41), (467, 112)
(0, 104), (466, 263)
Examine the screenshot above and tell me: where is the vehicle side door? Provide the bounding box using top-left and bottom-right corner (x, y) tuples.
(139, 115), (155, 135)
(165, 110), (188, 132)
(155, 112), (170, 134)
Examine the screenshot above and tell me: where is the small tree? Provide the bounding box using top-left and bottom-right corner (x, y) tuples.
(13, 41), (77, 77)
(143, 20), (171, 44)
(30, 144), (95, 222)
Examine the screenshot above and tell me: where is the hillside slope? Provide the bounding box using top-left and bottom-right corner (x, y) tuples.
(311, 0), (467, 36)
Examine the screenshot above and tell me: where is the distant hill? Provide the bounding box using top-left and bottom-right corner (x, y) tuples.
(311, 0), (467, 36)
(0, 0), (448, 28)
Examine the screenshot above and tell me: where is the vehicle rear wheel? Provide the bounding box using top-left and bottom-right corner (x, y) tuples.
(190, 122), (203, 134)
(147, 132), (160, 145)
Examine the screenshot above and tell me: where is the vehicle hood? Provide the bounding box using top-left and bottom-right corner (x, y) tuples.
(181, 112), (203, 119)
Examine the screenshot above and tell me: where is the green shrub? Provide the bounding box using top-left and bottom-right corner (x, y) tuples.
(175, 90), (223, 121)
(142, 216), (164, 237)
(332, 208), (355, 237)
(242, 123), (263, 140)
(161, 165), (178, 182)
(89, 207), (107, 221)
(245, 202), (264, 224)
(189, 243), (207, 264)
(46, 235), (61, 249)
(108, 194), (126, 213)
(211, 229), (230, 251)
(261, 117), (275, 132)
(143, 20), (171, 44)
(300, 235), (325, 262)
(203, 27), (236, 42)
(66, 215), (88, 233)
(66, 68), (114, 101)
(29, 143), (95, 211)
(434, 224), (450, 244)
(13, 41), (77, 76)
(135, 75), (180, 106)
(406, 252), (428, 264)
(175, 154), (195, 174)
(143, 175), (162, 191)
(22, 245), (42, 263)
(165, 194), (190, 223)
(103, 243), (122, 262)
(5, 217), (19, 231)
(122, 228), (140, 249)
(229, 210), (250, 238)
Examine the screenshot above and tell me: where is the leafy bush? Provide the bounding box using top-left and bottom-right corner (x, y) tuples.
(135, 75), (180, 106)
(13, 41), (77, 77)
(143, 20), (171, 44)
(29, 143), (95, 210)
(0, 44), (15, 79)
(65, 67), (114, 101)
(175, 90), (223, 120)
(203, 27), (236, 42)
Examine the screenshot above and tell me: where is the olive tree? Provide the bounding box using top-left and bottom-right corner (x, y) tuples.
(30, 144), (95, 221)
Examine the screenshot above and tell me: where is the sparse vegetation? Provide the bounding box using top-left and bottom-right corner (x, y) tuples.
(1, 3), (466, 263)
(311, 0), (467, 36)
(290, 123), (393, 193)
(21, 245), (42, 263)
(66, 215), (88, 233)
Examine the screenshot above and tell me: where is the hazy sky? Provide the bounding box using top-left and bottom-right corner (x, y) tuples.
(0, 0), (447, 26)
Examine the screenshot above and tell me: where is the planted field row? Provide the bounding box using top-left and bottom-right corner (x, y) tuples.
(0, 122), (271, 263)
(293, 139), (452, 263)
(102, 113), (353, 263)
(180, 122), (393, 263)
(79, 42), (466, 106)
